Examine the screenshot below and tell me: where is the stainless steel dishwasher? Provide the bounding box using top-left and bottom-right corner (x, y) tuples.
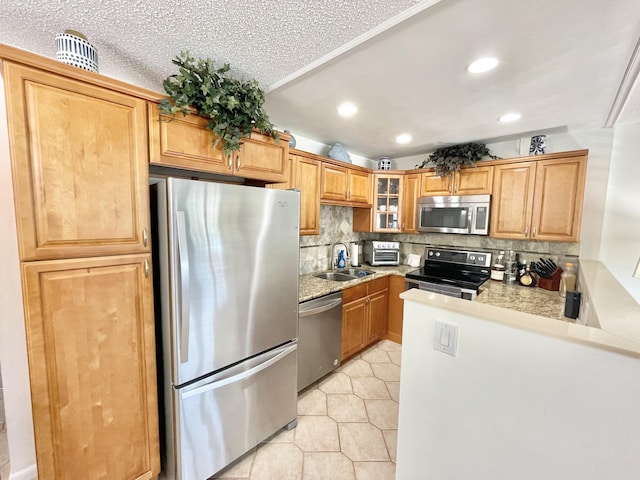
(298, 291), (343, 391)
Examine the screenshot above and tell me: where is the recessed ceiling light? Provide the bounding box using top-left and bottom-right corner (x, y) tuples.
(467, 57), (499, 73)
(498, 112), (521, 123)
(396, 133), (412, 144)
(337, 102), (358, 117)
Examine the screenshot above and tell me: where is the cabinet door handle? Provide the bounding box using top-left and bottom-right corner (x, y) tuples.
(227, 155), (233, 171)
(532, 227), (537, 237)
(525, 226), (529, 236)
(144, 258), (150, 278)
(236, 152), (241, 169)
(142, 227), (148, 247)
(454, 184), (458, 193)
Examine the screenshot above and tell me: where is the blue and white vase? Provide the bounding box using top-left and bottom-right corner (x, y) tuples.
(529, 135), (546, 155)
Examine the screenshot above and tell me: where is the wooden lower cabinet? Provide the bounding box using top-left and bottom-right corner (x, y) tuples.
(341, 277), (389, 360)
(386, 275), (406, 343)
(22, 254), (159, 480)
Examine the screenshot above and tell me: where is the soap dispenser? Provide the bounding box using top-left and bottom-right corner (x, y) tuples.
(337, 250), (346, 269)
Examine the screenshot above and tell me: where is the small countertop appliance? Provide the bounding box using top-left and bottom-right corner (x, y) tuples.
(364, 241), (400, 266)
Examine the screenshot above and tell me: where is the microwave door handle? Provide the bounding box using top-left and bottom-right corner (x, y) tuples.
(467, 207), (475, 234)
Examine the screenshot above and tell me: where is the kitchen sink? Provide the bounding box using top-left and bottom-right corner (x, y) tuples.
(337, 268), (375, 277)
(314, 272), (358, 281)
(314, 268), (375, 282)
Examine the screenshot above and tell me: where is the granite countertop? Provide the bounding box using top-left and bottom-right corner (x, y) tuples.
(475, 280), (570, 322)
(300, 265), (572, 323)
(299, 264), (415, 303)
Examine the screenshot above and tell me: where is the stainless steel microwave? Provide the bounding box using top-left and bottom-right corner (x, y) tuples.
(417, 194), (490, 235)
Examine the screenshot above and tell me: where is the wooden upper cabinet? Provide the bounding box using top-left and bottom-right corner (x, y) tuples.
(321, 163), (349, 201)
(420, 171), (451, 196)
(148, 106), (227, 172)
(490, 153), (586, 242)
(297, 156), (321, 235)
(401, 173), (421, 233)
(490, 162), (536, 239)
(233, 131), (288, 183)
(372, 174), (403, 232)
(530, 156), (586, 242)
(22, 254), (159, 480)
(348, 170), (372, 204)
(148, 103), (288, 182)
(420, 166), (493, 196)
(456, 166), (493, 195)
(4, 62), (150, 261)
(320, 162), (371, 206)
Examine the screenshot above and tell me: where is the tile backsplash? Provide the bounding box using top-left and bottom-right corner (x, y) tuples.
(299, 206), (580, 274)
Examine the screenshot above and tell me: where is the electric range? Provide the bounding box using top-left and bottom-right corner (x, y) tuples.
(405, 247), (492, 300)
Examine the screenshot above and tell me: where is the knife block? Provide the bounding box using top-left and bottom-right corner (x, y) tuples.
(538, 268), (562, 291)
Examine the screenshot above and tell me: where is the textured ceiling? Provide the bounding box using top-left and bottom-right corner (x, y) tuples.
(1, 0), (639, 159)
(0, 0), (423, 91)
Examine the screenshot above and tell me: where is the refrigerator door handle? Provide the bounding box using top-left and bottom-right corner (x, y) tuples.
(176, 210), (191, 363)
(181, 343), (297, 400)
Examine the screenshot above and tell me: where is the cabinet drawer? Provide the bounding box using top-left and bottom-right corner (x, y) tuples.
(367, 277), (389, 295)
(343, 283), (368, 304)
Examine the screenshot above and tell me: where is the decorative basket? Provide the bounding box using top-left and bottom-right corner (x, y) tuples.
(55, 30), (99, 73)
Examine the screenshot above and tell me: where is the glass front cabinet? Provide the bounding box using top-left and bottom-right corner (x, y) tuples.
(374, 174), (403, 232)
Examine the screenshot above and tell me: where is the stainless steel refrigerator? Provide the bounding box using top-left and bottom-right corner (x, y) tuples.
(152, 177), (300, 480)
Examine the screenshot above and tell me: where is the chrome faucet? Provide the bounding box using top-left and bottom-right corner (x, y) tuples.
(331, 242), (348, 270)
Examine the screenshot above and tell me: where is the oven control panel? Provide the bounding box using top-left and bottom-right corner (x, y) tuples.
(426, 248), (491, 267)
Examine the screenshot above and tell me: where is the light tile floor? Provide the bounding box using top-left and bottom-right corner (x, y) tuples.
(213, 339), (402, 480)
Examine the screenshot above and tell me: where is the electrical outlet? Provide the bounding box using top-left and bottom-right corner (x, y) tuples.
(634, 258), (640, 279)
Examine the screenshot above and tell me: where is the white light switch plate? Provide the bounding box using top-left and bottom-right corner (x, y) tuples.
(434, 320), (458, 356)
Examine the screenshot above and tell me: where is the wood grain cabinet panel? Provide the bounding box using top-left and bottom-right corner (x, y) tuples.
(386, 275), (406, 343)
(297, 156), (321, 235)
(420, 166), (493, 197)
(341, 277), (389, 360)
(401, 173), (421, 233)
(268, 153), (321, 235)
(148, 106), (227, 172)
(367, 290), (389, 344)
(420, 171), (451, 196)
(321, 163), (349, 201)
(149, 104), (288, 182)
(233, 131), (288, 183)
(23, 254), (159, 480)
(348, 170), (372, 204)
(320, 162), (371, 206)
(490, 162), (536, 239)
(4, 62), (150, 261)
(530, 157), (586, 242)
(490, 155), (586, 242)
(456, 166), (493, 195)
(341, 298), (368, 360)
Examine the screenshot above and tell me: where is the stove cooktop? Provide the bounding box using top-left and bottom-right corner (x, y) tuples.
(406, 247), (492, 290)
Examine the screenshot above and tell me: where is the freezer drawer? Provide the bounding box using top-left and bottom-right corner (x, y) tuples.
(174, 343), (297, 480)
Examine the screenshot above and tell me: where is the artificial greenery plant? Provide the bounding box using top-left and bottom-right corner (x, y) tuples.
(416, 142), (499, 176)
(158, 51), (277, 157)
